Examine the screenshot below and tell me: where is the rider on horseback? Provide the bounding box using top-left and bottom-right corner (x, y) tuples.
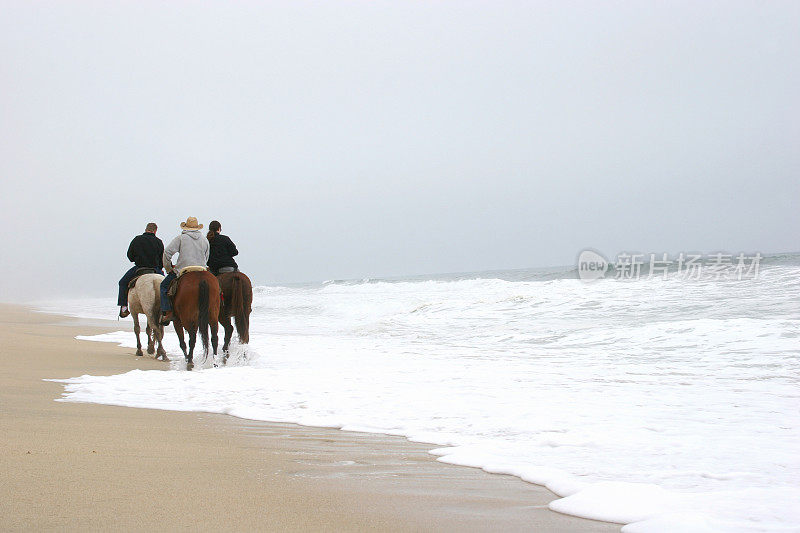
(206, 220), (239, 276)
(118, 222), (164, 318)
(160, 217), (210, 325)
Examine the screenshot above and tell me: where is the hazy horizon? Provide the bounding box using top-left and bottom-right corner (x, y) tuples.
(2, 1), (798, 301)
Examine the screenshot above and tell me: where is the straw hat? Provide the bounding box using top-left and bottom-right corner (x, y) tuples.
(180, 216), (203, 230)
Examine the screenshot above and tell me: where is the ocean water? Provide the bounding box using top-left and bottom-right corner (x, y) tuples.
(42, 255), (800, 532)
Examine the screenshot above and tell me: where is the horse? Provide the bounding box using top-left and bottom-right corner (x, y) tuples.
(127, 273), (167, 360)
(171, 269), (221, 370)
(217, 271), (253, 363)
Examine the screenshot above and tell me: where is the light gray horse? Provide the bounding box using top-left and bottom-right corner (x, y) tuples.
(128, 273), (167, 360)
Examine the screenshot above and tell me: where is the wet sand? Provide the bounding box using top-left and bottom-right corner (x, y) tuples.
(0, 304), (618, 531)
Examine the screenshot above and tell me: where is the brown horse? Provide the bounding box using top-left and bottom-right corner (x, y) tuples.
(217, 271), (253, 363)
(172, 270), (221, 370)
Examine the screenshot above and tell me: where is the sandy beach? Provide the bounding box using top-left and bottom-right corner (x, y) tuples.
(0, 303), (618, 531)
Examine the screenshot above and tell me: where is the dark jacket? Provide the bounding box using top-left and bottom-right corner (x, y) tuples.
(208, 234), (238, 272)
(127, 232), (165, 270)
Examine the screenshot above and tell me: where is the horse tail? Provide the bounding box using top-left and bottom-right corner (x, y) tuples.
(231, 275), (250, 344)
(198, 279), (210, 354)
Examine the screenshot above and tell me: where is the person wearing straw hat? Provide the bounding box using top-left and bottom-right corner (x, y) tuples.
(159, 216), (210, 325)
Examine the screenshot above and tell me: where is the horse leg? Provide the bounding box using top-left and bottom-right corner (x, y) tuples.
(146, 324), (155, 354)
(210, 319), (219, 367)
(187, 325), (197, 369)
(174, 320), (187, 358)
(149, 317), (165, 360)
(209, 320), (219, 355)
(133, 313), (143, 356)
(155, 323), (167, 360)
(222, 322), (233, 365)
(220, 314), (233, 356)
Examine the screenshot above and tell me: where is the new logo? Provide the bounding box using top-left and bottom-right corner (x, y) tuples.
(577, 249), (608, 281)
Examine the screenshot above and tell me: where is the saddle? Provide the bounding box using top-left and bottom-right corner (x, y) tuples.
(180, 265), (208, 276)
(166, 266), (209, 299)
(126, 267), (157, 290)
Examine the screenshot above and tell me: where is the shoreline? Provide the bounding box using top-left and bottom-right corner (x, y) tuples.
(0, 303), (618, 531)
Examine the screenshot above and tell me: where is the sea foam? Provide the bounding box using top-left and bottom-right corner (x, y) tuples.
(43, 260), (800, 531)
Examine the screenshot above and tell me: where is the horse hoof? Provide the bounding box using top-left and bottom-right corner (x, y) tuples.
(147, 347), (155, 355)
(135, 349), (143, 357)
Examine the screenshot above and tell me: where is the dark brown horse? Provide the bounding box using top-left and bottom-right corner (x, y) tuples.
(217, 271), (253, 363)
(172, 270), (221, 370)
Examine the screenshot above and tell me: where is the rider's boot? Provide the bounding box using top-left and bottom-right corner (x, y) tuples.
(119, 306), (130, 318)
(160, 310), (173, 325)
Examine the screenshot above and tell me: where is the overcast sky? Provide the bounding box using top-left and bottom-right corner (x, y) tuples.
(1, 1), (798, 300)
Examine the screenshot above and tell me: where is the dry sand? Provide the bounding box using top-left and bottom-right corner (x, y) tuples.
(0, 304), (619, 532)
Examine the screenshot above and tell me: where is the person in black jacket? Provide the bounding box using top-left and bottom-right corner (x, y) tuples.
(118, 222), (165, 318)
(206, 220), (239, 275)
